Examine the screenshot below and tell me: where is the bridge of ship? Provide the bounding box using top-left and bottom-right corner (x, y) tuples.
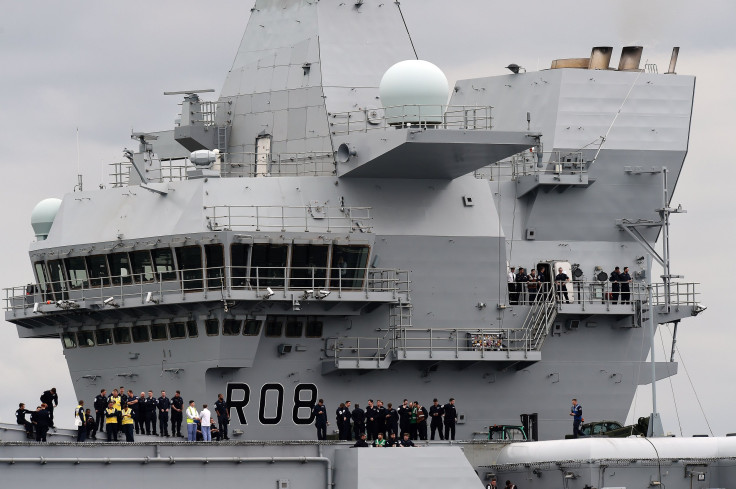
(323, 281), (701, 372)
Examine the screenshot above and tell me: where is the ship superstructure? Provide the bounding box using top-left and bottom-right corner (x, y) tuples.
(5, 0), (702, 446)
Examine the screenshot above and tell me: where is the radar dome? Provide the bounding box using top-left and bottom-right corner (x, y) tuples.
(379, 60), (449, 125)
(31, 198), (62, 241)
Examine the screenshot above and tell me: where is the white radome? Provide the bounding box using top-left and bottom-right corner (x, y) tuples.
(379, 60), (449, 124)
(31, 197), (62, 240)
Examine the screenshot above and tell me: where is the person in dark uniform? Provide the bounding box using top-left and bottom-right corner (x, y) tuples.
(136, 391), (147, 435)
(215, 393), (230, 440)
(375, 400), (387, 439)
(609, 266), (621, 304)
(85, 409), (97, 440)
(443, 398), (457, 441)
(352, 432), (369, 447)
(527, 269), (540, 302)
(351, 403), (365, 440)
(399, 432), (415, 447)
(336, 403), (348, 440)
(429, 398), (444, 440)
(145, 390), (158, 435)
(384, 403), (398, 436)
(32, 404), (51, 442)
(16, 403), (33, 438)
(555, 267), (570, 303)
(75, 400), (87, 442)
(104, 401), (118, 442)
(620, 266), (632, 303)
(409, 401), (419, 440)
(343, 401), (353, 441)
(120, 402), (135, 442)
(417, 402), (428, 440)
(516, 267), (529, 304)
(119, 386), (128, 407)
(570, 398), (585, 438)
(313, 399), (327, 440)
(365, 399), (377, 440)
(94, 389), (107, 434)
(210, 420), (221, 441)
(39, 388), (58, 428)
(158, 390), (171, 437)
(125, 390), (139, 434)
(171, 390), (184, 438)
(398, 399), (410, 439)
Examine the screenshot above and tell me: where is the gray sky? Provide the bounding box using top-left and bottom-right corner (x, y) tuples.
(1, 0), (734, 436)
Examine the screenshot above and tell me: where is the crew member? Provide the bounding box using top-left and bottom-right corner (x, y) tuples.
(85, 408), (97, 440)
(353, 433), (369, 447)
(75, 400), (86, 442)
(32, 404), (51, 442)
(443, 398), (457, 441)
(384, 402), (398, 436)
(39, 387), (58, 428)
(313, 399), (327, 440)
(400, 432), (415, 447)
(365, 399), (377, 440)
(121, 402), (135, 442)
(398, 399), (410, 439)
(620, 266), (632, 303)
(351, 403), (365, 440)
(336, 403), (348, 440)
(555, 267), (570, 303)
(105, 401), (118, 442)
(570, 398), (585, 438)
(372, 432), (386, 447)
(610, 266), (621, 304)
(136, 391), (147, 435)
(171, 390), (184, 437)
(417, 402), (428, 440)
(126, 390), (139, 434)
(508, 267), (517, 305)
(409, 401), (419, 440)
(527, 269), (540, 302)
(186, 400), (199, 442)
(516, 267), (529, 304)
(158, 390), (171, 437)
(94, 389), (107, 434)
(429, 398), (444, 440)
(145, 390), (158, 435)
(215, 393), (230, 440)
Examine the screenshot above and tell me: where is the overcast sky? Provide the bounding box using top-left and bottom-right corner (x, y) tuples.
(1, 0), (735, 437)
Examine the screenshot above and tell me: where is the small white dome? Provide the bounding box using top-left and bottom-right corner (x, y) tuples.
(31, 198), (62, 241)
(379, 60), (449, 124)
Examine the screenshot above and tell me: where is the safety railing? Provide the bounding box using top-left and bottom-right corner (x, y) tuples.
(204, 205), (373, 233)
(473, 151), (587, 181)
(329, 105), (493, 135)
(510, 280), (644, 309)
(4, 266), (410, 313)
(651, 282), (699, 306)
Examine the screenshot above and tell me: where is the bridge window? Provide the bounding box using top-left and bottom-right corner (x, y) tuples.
(243, 319), (262, 336)
(77, 331), (95, 347)
(86, 255), (110, 287)
(65, 257), (89, 290)
(305, 321), (323, 338)
(113, 327), (131, 344)
(176, 246), (203, 290)
(169, 322), (187, 339)
(151, 323), (168, 341)
(47, 259), (68, 300)
(251, 244), (287, 288)
(290, 245), (328, 289)
(131, 325), (150, 343)
(330, 245), (369, 289)
(205, 318), (220, 336)
(285, 318), (304, 338)
(205, 244), (225, 290)
(62, 332), (77, 349)
(231, 243), (250, 288)
(109, 252), (133, 285)
(152, 248), (177, 281)
(34, 262), (51, 300)
(265, 318), (283, 337)
(130, 250), (155, 283)
(96, 329), (113, 346)
(223, 319), (242, 336)
(186, 320), (199, 337)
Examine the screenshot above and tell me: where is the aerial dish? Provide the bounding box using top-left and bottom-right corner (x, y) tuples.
(379, 60), (449, 125)
(31, 198), (62, 241)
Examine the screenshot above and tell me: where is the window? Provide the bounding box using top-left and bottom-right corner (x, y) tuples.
(186, 320), (198, 338)
(109, 252), (133, 285)
(285, 319), (304, 338)
(223, 319), (242, 336)
(290, 245), (328, 289)
(231, 243), (250, 288)
(131, 325), (150, 343)
(205, 244), (225, 290)
(86, 255), (110, 287)
(113, 327), (131, 344)
(330, 245), (369, 289)
(265, 319), (283, 337)
(34, 262), (52, 301)
(62, 332), (77, 349)
(96, 329), (113, 346)
(305, 320), (323, 338)
(151, 323), (168, 341)
(169, 322), (187, 339)
(251, 244), (287, 288)
(176, 246), (203, 290)
(152, 248), (177, 281)
(47, 259), (68, 300)
(77, 331), (95, 347)
(205, 318), (220, 336)
(65, 257), (89, 289)
(243, 319), (262, 336)
(130, 250), (155, 282)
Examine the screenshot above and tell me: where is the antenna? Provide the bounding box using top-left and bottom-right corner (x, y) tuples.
(163, 89), (215, 96)
(74, 127), (83, 192)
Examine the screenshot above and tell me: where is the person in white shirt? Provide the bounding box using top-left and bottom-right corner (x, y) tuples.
(186, 400), (199, 442)
(200, 404), (212, 441)
(508, 267), (518, 304)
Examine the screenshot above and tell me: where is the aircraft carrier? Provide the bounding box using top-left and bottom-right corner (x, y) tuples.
(3, 1), (728, 487)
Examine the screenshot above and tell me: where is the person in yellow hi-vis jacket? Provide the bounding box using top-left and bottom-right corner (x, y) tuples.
(121, 402), (135, 442)
(186, 400), (200, 442)
(105, 401), (118, 442)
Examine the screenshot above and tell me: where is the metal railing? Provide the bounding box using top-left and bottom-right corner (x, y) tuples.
(651, 282), (699, 306)
(4, 266), (410, 313)
(511, 280), (643, 308)
(329, 105), (493, 135)
(204, 205), (372, 233)
(473, 151), (587, 181)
